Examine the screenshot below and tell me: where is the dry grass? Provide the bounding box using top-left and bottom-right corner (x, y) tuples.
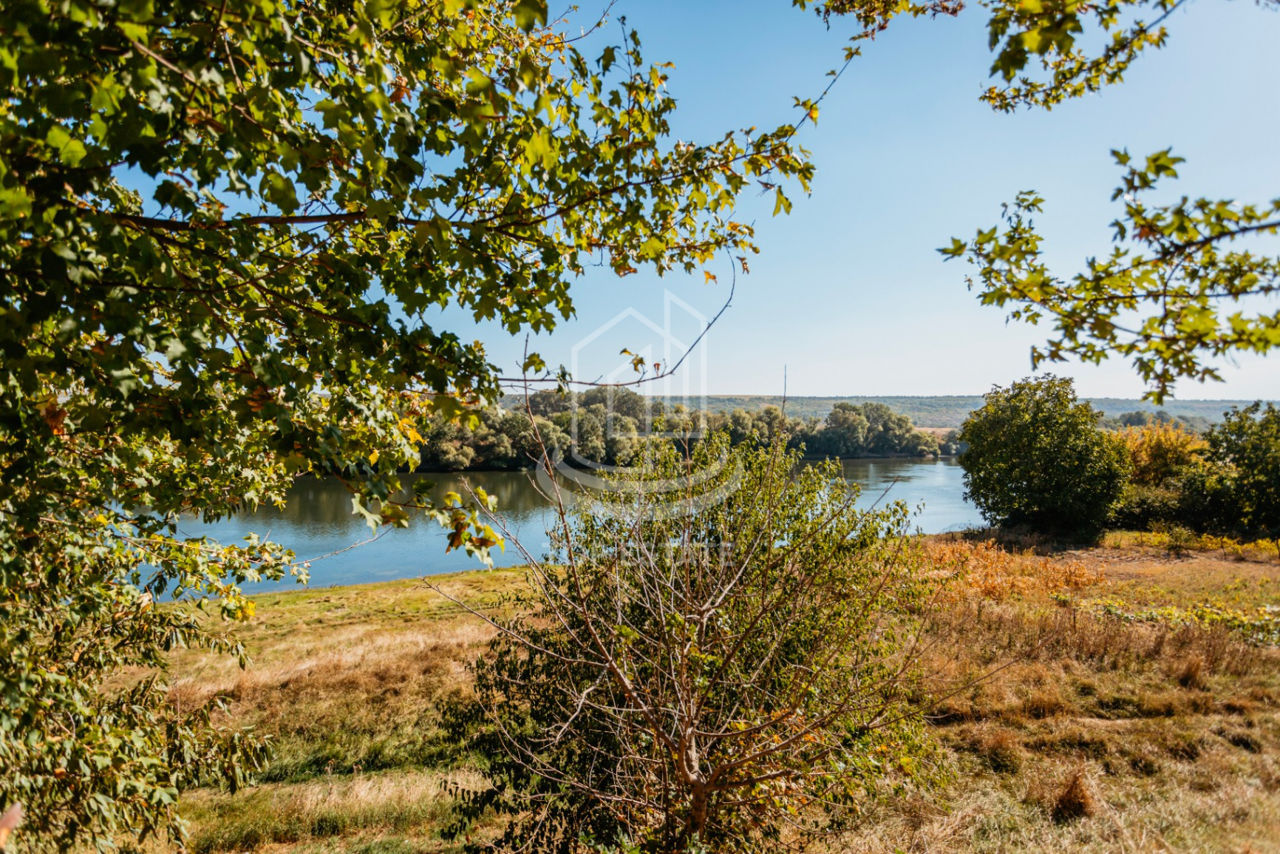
(165, 572), (515, 787)
(923, 538), (1104, 601)
(845, 537), (1280, 853)
(166, 545), (1280, 853)
(176, 769), (484, 854)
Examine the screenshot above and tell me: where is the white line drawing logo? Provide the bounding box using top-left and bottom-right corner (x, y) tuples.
(536, 291), (741, 515)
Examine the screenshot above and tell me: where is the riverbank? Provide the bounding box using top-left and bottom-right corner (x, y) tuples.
(166, 537), (1280, 853)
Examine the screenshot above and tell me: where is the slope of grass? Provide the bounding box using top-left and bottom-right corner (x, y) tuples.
(163, 542), (1280, 853)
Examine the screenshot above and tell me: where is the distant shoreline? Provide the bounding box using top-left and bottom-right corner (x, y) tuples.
(643, 394), (1271, 428)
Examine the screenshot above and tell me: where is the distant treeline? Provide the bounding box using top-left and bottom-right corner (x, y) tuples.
(1099, 409), (1212, 433)
(420, 390), (944, 472)
(682, 395), (1264, 429)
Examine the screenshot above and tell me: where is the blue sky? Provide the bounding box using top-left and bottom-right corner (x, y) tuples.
(449, 0), (1279, 401)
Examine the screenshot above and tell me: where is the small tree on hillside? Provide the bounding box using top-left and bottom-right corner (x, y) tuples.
(446, 435), (940, 852)
(958, 376), (1128, 538)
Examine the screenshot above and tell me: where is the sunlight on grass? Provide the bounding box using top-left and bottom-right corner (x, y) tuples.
(169, 549), (1280, 853)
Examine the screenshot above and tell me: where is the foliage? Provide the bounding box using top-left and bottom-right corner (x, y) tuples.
(1089, 599), (1280, 647)
(1102, 530), (1280, 563)
(914, 0), (1280, 400)
(1110, 422), (1206, 528)
(0, 0), (817, 846)
(1102, 409), (1211, 434)
(689, 395), (1240, 430)
(1201, 403), (1280, 537)
(975, 0), (1186, 112)
(447, 436), (939, 852)
(1110, 482), (1185, 531)
(958, 376), (1129, 538)
(1105, 404), (1280, 536)
(415, 394), (941, 471)
(942, 159), (1280, 401)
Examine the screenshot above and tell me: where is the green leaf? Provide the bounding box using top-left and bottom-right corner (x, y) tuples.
(773, 188), (792, 216)
(46, 125), (87, 166)
(512, 0), (547, 31)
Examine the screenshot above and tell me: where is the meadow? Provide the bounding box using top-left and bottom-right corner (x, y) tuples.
(161, 536), (1280, 853)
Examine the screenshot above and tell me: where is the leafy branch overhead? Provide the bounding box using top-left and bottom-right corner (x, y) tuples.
(0, 0), (816, 846)
(818, 0), (1277, 398)
(953, 0), (1277, 399)
(941, 151), (1280, 401)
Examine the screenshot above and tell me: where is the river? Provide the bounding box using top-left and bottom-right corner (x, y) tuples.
(180, 458), (981, 591)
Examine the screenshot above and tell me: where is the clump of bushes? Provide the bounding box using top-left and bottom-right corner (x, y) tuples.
(960, 377), (1280, 543)
(1116, 403), (1280, 541)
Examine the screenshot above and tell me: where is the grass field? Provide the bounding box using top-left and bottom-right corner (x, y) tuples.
(163, 538), (1280, 853)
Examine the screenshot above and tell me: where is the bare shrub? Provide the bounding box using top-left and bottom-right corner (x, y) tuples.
(444, 435), (943, 852)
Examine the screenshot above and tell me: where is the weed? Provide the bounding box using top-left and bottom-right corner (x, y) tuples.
(1050, 769), (1096, 823)
(973, 729), (1023, 774)
(1175, 655), (1208, 690)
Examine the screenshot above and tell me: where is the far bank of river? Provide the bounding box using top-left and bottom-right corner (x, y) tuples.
(181, 458), (981, 591)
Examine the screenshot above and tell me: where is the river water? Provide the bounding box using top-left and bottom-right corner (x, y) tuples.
(180, 458), (981, 591)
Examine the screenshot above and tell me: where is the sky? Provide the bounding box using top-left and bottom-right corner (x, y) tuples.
(441, 0), (1280, 401)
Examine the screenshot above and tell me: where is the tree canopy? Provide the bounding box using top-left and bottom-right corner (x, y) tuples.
(0, 0), (816, 845)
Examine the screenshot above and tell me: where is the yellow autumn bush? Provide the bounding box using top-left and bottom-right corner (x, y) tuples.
(1116, 423), (1207, 487)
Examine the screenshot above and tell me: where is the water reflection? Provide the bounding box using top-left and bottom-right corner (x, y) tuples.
(182, 459), (980, 592)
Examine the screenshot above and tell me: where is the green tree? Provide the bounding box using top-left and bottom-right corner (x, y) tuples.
(817, 401), (870, 457)
(448, 436), (935, 852)
(0, 0), (816, 846)
(861, 401), (916, 455)
(958, 376), (1129, 537)
(1201, 403), (1280, 538)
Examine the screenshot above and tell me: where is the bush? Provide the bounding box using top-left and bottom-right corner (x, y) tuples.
(958, 376), (1128, 539)
(448, 435), (939, 852)
(1203, 403), (1280, 538)
(1115, 423), (1206, 488)
(1111, 482), (1184, 530)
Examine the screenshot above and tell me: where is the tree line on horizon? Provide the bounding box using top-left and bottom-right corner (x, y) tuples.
(418, 388), (946, 471)
(674, 394), (1233, 429)
(419, 387), (1224, 473)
